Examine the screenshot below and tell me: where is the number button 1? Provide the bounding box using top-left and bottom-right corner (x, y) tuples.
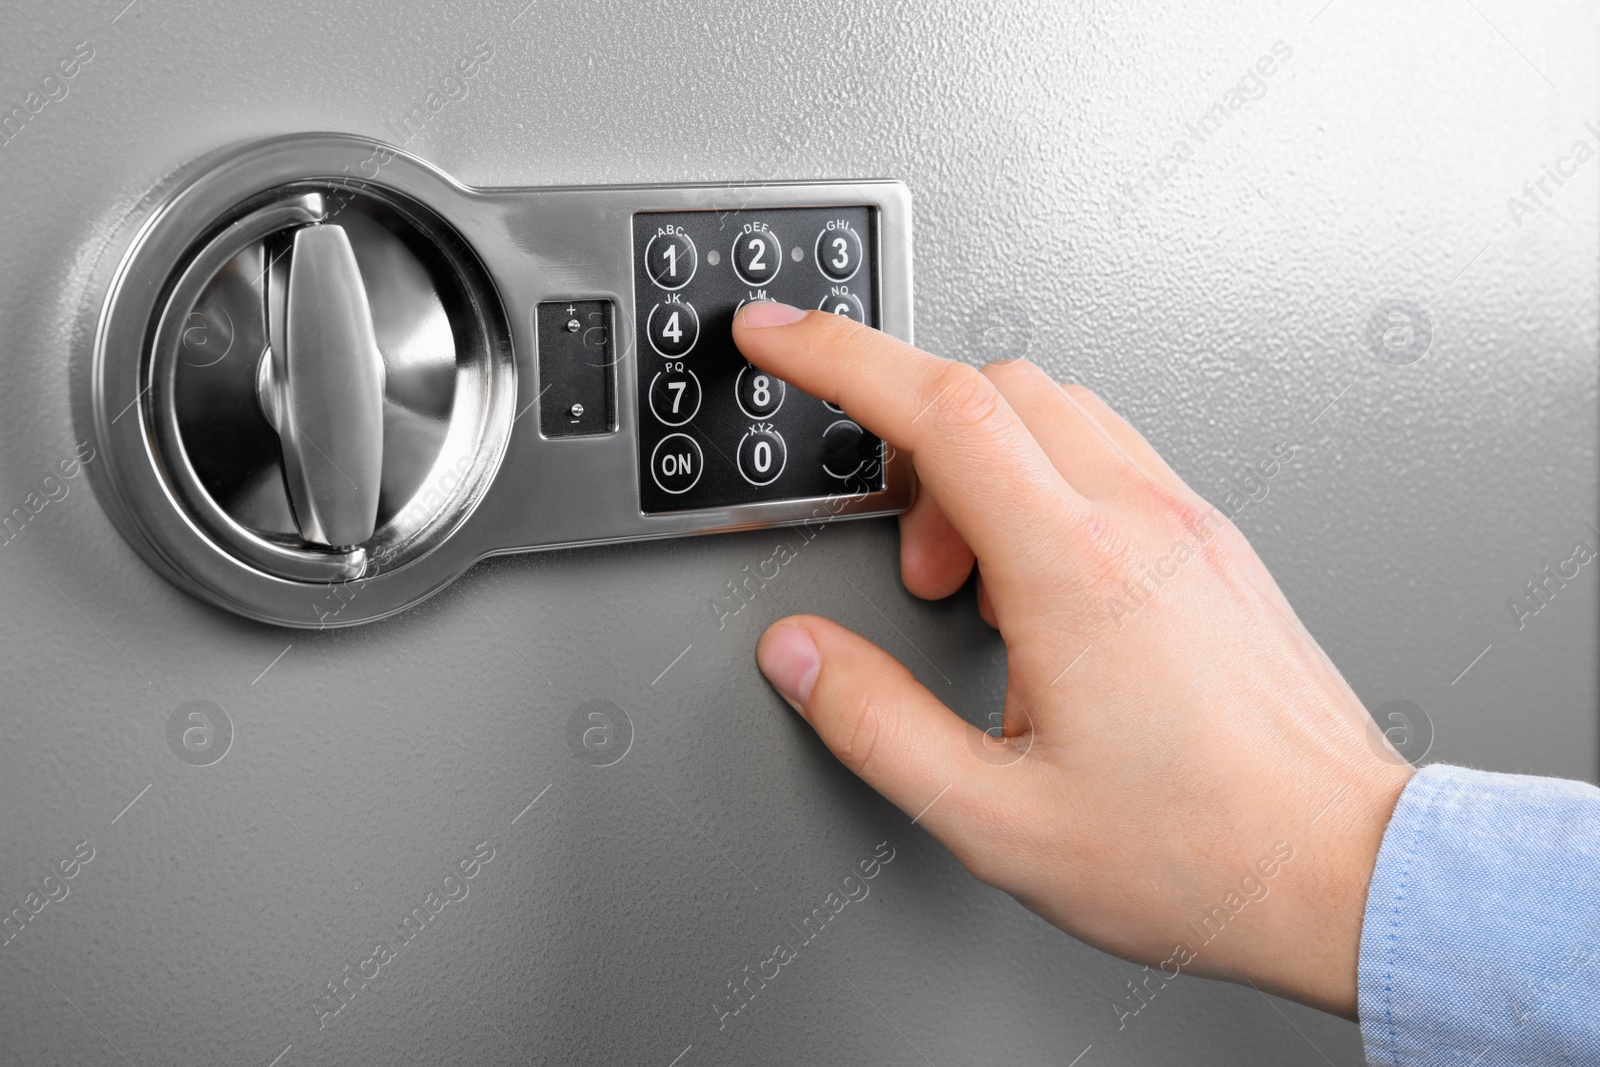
(649, 368), (702, 426)
(645, 231), (697, 290)
(735, 363), (785, 419)
(647, 300), (699, 358)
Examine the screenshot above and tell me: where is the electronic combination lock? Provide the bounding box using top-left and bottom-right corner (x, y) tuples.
(82, 134), (913, 627)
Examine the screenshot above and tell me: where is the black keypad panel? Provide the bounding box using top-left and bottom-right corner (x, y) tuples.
(633, 207), (885, 514)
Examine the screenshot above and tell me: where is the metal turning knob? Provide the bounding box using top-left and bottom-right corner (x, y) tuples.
(256, 225), (387, 548)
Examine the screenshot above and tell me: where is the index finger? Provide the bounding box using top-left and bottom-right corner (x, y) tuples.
(732, 303), (1089, 591)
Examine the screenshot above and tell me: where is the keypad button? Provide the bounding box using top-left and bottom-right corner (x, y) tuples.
(735, 363), (785, 419)
(815, 222), (863, 282)
(651, 434), (703, 494)
(648, 368), (701, 426)
(818, 290), (864, 323)
(822, 419), (875, 479)
(647, 300), (699, 358)
(644, 230), (697, 290)
(732, 226), (782, 286)
(737, 427), (787, 486)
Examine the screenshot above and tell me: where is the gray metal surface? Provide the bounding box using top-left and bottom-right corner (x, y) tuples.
(0, 2), (1594, 1066)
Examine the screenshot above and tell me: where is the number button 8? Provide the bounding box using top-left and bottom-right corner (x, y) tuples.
(736, 363), (786, 419)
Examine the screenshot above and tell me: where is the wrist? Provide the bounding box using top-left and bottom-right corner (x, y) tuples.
(1250, 760), (1414, 1019)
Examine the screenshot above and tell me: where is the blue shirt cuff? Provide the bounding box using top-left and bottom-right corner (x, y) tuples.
(1359, 763), (1600, 1066)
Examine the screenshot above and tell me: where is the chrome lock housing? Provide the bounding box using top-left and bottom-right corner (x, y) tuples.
(84, 134), (913, 627)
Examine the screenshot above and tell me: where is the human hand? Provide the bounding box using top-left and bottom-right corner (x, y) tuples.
(732, 302), (1413, 1020)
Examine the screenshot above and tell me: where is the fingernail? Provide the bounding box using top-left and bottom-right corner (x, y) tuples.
(758, 624), (821, 707)
(738, 301), (807, 329)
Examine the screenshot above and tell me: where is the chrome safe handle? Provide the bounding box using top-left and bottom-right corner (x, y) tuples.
(256, 224), (387, 548)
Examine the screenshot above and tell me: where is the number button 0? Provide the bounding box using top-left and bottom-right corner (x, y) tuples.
(733, 227), (782, 286)
(645, 231), (697, 290)
(817, 290), (864, 323)
(737, 427), (787, 487)
(815, 222), (862, 282)
(649, 368), (702, 426)
(647, 300), (699, 358)
(735, 363), (785, 419)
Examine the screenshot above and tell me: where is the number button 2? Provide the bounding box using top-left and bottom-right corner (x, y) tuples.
(733, 227), (782, 287)
(736, 363), (786, 419)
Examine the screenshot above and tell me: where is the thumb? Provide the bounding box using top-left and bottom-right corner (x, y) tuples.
(757, 615), (984, 835)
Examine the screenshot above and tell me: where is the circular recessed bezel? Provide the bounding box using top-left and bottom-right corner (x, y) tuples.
(84, 134), (518, 628)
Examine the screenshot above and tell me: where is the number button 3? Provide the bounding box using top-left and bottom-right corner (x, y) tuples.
(815, 221), (862, 282)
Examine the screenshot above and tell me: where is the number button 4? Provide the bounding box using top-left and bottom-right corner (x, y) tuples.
(647, 299), (699, 358)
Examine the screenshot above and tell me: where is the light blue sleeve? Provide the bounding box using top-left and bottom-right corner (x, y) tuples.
(1359, 763), (1600, 1066)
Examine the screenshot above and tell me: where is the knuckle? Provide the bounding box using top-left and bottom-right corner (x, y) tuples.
(831, 685), (887, 776)
(1072, 507), (1140, 593)
(982, 357), (1055, 397)
(923, 362), (1007, 438)
(980, 356), (1037, 380)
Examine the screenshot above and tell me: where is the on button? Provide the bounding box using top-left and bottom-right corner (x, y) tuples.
(651, 433), (703, 494)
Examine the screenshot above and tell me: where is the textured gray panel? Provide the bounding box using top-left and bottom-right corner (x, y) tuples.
(0, 1), (1593, 1065)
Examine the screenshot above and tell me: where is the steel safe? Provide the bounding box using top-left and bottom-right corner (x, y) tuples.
(0, 2), (1594, 1065)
